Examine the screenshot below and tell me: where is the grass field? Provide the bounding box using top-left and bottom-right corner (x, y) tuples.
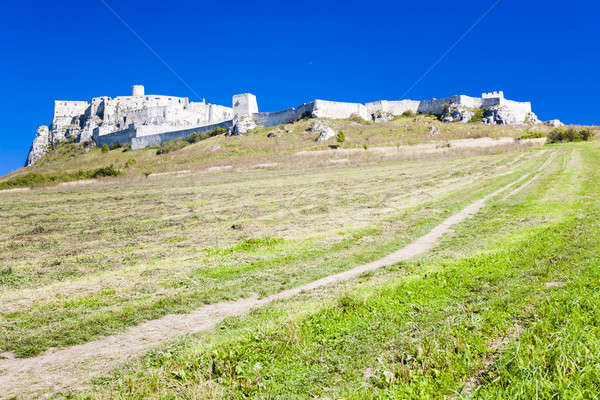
(1, 119), (599, 398)
(65, 142), (600, 399)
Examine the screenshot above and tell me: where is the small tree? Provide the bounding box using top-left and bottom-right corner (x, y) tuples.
(101, 144), (109, 153)
(336, 131), (346, 143)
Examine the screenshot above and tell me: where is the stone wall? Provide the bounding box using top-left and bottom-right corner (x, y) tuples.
(53, 100), (90, 125)
(365, 100), (421, 116)
(93, 127), (136, 147)
(312, 100), (369, 120)
(498, 98), (532, 121)
(251, 102), (315, 127)
(130, 120), (233, 150)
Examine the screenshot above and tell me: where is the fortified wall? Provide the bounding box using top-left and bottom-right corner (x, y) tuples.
(26, 87), (538, 166)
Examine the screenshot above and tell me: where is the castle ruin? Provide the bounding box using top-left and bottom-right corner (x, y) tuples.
(26, 86), (540, 166)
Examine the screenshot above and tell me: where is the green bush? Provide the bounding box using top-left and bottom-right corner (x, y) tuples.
(520, 131), (546, 139)
(101, 144), (109, 153)
(402, 109), (414, 117)
(0, 165), (123, 190)
(90, 165), (122, 178)
(469, 108), (485, 123)
(336, 131), (346, 143)
(156, 138), (189, 155)
(547, 127), (593, 143)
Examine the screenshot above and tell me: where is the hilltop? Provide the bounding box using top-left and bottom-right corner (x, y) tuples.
(4, 113), (566, 189)
(24, 86), (551, 168)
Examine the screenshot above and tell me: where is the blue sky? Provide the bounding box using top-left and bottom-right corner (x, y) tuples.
(0, 0), (598, 176)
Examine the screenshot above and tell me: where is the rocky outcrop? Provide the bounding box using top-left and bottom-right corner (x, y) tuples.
(545, 119), (564, 127)
(524, 112), (540, 125)
(441, 104), (475, 123)
(232, 115), (257, 136)
(372, 111), (393, 123)
(311, 120), (336, 141)
(26, 126), (50, 166)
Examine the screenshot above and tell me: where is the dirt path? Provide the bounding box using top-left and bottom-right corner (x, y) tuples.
(0, 154), (551, 399)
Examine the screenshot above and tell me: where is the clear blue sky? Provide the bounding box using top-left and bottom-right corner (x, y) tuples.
(0, 0), (598, 176)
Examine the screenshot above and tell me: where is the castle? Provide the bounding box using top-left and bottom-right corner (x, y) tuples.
(26, 86), (539, 166)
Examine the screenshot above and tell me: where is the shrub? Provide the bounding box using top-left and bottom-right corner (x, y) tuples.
(109, 143), (121, 150)
(101, 144), (109, 153)
(0, 166), (123, 190)
(520, 131), (546, 139)
(124, 158), (137, 168)
(469, 108), (485, 123)
(336, 131), (346, 143)
(402, 109), (414, 117)
(187, 126), (227, 144)
(547, 127), (593, 143)
(90, 165), (122, 178)
(156, 138), (189, 155)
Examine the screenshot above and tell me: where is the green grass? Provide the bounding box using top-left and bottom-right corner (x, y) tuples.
(0, 149), (548, 358)
(69, 143), (600, 399)
(0, 165), (122, 189)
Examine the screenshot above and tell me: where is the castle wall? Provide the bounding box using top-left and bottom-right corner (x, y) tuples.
(499, 99), (532, 121)
(53, 101), (90, 125)
(130, 120), (233, 150)
(418, 96), (461, 114)
(312, 100), (369, 120)
(366, 100), (421, 116)
(93, 126), (136, 147)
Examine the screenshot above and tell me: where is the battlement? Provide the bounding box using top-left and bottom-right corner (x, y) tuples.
(482, 91), (504, 99)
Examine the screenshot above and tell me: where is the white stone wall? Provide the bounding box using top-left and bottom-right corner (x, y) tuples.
(498, 99), (532, 122)
(312, 100), (369, 120)
(366, 100), (421, 116)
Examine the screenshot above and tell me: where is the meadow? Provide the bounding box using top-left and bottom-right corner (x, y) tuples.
(0, 117), (598, 398)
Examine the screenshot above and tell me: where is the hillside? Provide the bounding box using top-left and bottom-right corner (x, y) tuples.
(1, 116), (600, 398)
(3, 115), (565, 185)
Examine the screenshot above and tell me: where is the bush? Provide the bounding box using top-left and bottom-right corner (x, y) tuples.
(90, 165), (122, 178)
(156, 138), (189, 155)
(402, 109), (414, 117)
(124, 158), (137, 168)
(469, 108), (485, 123)
(520, 131), (546, 139)
(547, 127), (593, 143)
(101, 144), (109, 153)
(0, 165), (123, 190)
(336, 131), (346, 143)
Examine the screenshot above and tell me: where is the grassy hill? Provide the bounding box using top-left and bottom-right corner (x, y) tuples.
(2, 115), (565, 186)
(1, 117), (599, 398)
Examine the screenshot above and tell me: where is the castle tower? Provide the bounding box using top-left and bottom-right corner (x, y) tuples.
(232, 93), (258, 119)
(132, 85), (145, 97)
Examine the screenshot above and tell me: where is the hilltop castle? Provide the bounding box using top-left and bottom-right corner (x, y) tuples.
(26, 86), (540, 166)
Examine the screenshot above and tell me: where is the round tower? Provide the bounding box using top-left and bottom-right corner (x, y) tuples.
(131, 85), (145, 97)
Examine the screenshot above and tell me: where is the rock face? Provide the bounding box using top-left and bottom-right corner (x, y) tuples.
(545, 119), (564, 127)
(311, 120), (336, 141)
(26, 126), (50, 166)
(372, 111), (394, 124)
(524, 112), (540, 125)
(441, 104), (475, 123)
(232, 115), (257, 136)
(481, 106), (519, 125)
